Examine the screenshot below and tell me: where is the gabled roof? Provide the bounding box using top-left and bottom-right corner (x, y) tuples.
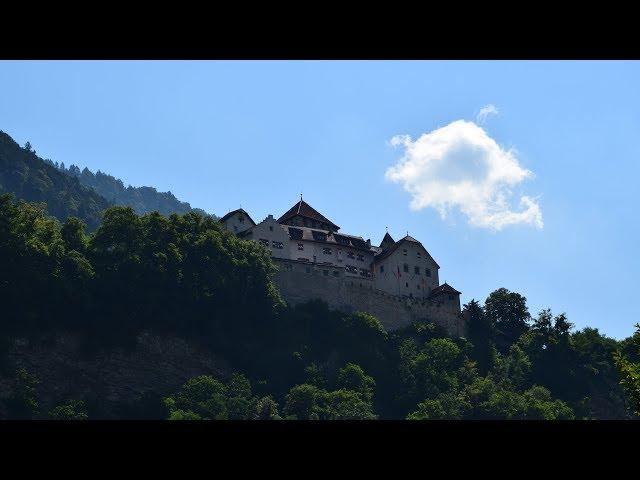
(380, 232), (395, 250)
(374, 235), (440, 268)
(219, 208), (256, 226)
(281, 225), (373, 252)
(277, 199), (340, 231)
(429, 283), (461, 298)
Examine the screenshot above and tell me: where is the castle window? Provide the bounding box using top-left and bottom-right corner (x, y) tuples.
(380, 265), (384, 273)
(417, 251), (421, 258)
(448, 295), (453, 300)
(323, 247), (332, 255)
(405, 282), (409, 288)
(414, 266), (420, 275)
(357, 254), (364, 262)
(269, 226), (273, 232)
(298, 243), (304, 251)
(272, 241), (284, 249)
(426, 268), (431, 277)
(403, 264), (409, 273)
(347, 251), (355, 259)
(312, 231), (327, 242)
(403, 249), (407, 256)
(258, 238), (269, 247)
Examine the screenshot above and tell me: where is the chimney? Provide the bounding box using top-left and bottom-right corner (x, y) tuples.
(366, 239), (371, 247)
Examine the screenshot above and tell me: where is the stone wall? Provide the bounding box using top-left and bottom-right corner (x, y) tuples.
(0, 332), (232, 419)
(273, 258), (466, 337)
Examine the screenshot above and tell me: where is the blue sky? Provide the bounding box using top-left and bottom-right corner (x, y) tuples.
(1, 61), (638, 339)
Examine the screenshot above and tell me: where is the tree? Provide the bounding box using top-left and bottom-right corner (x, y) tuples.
(283, 384), (323, 420)
(49, 399), (88, 420)
(407, 391), (469, 420)
(485, 288), (530, 353)
(226, 373), (255, 420)
(253, 396), (281, 420)
(320, 389), (377, 420)
(6, 368), (40, 419)
(337, 363), (375, 401)
(613, 324), (640, 416)
(61, 217), (88, 253)
(464, 299), (496, 375)
(164, 375), (228, 420)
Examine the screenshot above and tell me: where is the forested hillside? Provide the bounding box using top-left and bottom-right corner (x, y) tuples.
(1, 194), (638, 420)
(0, 130), (211, 231)
(0, 131), (111, 230)
(56, 163), (209, 218)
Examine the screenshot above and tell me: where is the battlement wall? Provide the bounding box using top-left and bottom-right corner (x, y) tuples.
(272, 258), (466, 337)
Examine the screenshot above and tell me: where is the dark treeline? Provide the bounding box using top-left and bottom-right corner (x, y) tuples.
(0, 131), (111, 230)
(56, 162), (209, 219)
(0, 130), (211, 231)
(0, 193), (639, 420)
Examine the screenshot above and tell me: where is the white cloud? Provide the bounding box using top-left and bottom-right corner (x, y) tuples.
(476, 104), (499, 124)
(385, 120), (543, 231)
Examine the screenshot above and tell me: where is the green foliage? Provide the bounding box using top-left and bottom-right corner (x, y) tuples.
(164, 375), (229, 420)
(48, 399), (88, 420)
(0, 185), (636, 420)
(1, 131), (111, 230)
(613, 324), (640, 416)
(337, 363), (375, 401)
(163, 373), (282, 420)
(58, 162), (209, 218)
(464, 299), (496, 375)
(283, 382), (377, 420)
(6, 368), (40, 419)
(485, 287), (530, 352)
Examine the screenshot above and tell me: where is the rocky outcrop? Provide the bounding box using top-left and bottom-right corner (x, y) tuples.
(0, 331), (232, 419)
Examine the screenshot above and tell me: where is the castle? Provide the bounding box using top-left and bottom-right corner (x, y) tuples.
(220, 198), (465, 336)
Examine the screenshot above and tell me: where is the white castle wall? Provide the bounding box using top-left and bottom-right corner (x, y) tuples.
(273, 258), (465, 337)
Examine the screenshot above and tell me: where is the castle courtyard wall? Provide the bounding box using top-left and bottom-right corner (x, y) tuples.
(272, 258), (465, 337)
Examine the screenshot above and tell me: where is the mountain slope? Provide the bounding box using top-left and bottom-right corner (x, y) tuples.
(0, 130), (111, 230)
(0, 130), (213, 229)
(57, 163), (210, 218)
